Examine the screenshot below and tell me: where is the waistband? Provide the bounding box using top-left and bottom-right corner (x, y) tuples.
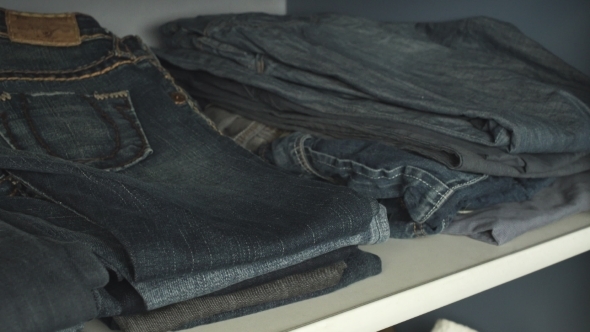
(0, 8), (151, 81)
(0, 8), (108, 37)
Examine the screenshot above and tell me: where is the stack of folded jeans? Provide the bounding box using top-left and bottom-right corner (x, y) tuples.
(0, 9), (389, 332)
(155, 13), (590, 241)
(190, 106), (557, 239)
(155, 13), (590, 178)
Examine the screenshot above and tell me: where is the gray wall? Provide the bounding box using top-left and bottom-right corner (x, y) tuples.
(288, 1), (590, 331)
(0, 0), (286, 46)
(288, 0), (590, 76)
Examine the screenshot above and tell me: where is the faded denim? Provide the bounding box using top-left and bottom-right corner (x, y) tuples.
(102, 246), (360, 329)
(0, 9), (388, 332)
(113, 261), (347, 332)
(264, 132), (553, 237)
(156, 13), (590, 177)
(174, 248), (381, 330)
(54, 324), (84, 332)
(444, 170), (590, 245)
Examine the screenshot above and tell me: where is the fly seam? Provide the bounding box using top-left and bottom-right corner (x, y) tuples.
(144, 56), (220, 132)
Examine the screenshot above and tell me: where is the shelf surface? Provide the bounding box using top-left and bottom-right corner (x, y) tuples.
(84, 211), (590, 332)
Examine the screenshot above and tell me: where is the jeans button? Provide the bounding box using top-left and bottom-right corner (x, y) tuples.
(170, 92), (186, 104)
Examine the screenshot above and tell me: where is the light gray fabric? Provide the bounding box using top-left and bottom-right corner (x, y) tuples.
(53, 323), (84, 332)
(444, 171), (590, 245)
(114, 261), (347, 332)
(203, 104), (288, 152)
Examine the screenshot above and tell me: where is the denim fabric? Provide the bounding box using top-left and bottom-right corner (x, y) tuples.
(98, 206), (387, 313)
(0, 9), (388, 332)
(444, 170), (590, 245)
(0, 211), (107, 332)
(102, 246), (359, 329)
(54, 324), (84, 332)
(202, 246), (357, 297)
(99, 245), (358, 319)
(174, 248), (381, 330)
(161, 70), (590, 179)
(155, 13), (590, 178)
(114, 261), (347, 332)
(264, 132), (554, 238)
(202, 104), (289, 152)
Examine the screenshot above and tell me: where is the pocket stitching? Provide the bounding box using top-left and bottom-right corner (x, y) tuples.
(1, 91), (151, 170)
(0, 111), (22, 149)
(110, 96), (151, 169)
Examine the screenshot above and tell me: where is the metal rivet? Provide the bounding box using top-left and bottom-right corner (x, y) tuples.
(170, 92), (186, 104)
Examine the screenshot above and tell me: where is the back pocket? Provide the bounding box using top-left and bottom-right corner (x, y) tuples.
(0, 90), (152, 171)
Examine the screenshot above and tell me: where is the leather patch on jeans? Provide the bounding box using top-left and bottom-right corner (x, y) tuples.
(6, 10), (81, 46)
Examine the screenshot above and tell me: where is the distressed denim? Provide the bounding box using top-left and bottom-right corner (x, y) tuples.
(174, 248), (381, 330)
(95, 245), (359, 318)
(155, 13), (590, 178)
(114, 261), (347, 332)
(264, 133), (553, 238)
(102, 245), (359, 329)
(0, 9), (389, 332)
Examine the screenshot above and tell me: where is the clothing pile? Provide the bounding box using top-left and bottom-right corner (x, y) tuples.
(156, 13), (590, 242)
(0, 8), (588, 332)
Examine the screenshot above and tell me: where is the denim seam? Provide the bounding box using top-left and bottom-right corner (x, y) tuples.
(93, 91), (128, 100)
(0, 57), (147, 81)
(418, 174), (489, 223)
(300, 144), (490, 223)
(409, 119), (501, 147)
(109, 96), (152, 169)
(292, 134), (333, 181)
(305, 224), (317, 244)
(413, 222), (427, 237)
(113, 36), (135, 59)
(5, 170), (105, 226)
(91, 289), (103, 318)
(302, 144), (454, 224)
(0, 37), (116, 75)
(256, 55), (265, 74)
(4, 91), (151, 170)
(448, 174), (489, 191)
(233, 122), (262, 145)
(2, 171), (136, 275)
(18, 93), (63, 157)
(142, 50), (220, 133)
(372, 204), (390, 243)
(308, 152), (448, 198)
(80, 33), (112, 42)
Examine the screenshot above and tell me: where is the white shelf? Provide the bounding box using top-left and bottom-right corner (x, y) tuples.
(84, 211), (590, 332)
